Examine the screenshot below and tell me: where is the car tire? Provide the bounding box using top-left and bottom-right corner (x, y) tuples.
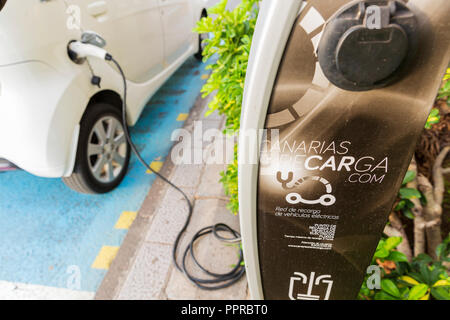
(63, 102), (131, 194)
(194, 11), (208, 61)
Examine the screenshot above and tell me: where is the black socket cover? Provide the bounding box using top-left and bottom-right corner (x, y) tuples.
(317, 0), (418, 91)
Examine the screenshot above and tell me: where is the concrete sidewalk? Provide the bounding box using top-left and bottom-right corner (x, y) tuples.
(96, 94), (248, 300)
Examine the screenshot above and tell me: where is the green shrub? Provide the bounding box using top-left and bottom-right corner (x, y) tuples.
(438, 67), (450, 105)
(194, 0), (259, 132)
(425, 108), (440, 129)
(359, 235), (450, 300)
(394, 170), (423, 220)
(195, 0), (260, 214)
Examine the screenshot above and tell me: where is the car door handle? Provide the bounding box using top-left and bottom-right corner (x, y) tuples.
(87, 1), (108, 17)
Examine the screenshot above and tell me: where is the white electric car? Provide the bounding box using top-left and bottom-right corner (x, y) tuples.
(0, 0), (209, 193)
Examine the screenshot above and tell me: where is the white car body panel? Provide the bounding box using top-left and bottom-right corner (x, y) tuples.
(0, 0), (208, 178)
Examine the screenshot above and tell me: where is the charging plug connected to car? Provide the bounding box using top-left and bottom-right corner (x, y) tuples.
(68, 38), (245, 290)
(68, 34), (110, 88)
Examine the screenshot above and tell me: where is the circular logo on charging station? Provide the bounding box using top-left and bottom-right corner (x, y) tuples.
(277, 172), (336, 207)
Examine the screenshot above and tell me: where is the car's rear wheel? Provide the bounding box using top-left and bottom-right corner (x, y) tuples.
(63, 103), (130, 194)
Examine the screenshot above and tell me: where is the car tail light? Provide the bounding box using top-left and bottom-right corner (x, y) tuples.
(0, 159), (17, 172)
(0, 0), (6, 11)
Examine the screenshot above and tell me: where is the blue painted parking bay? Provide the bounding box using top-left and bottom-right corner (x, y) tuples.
(0, 57), (207, 295)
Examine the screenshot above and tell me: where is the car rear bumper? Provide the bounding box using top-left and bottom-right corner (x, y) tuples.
(0, 61), (84, 177)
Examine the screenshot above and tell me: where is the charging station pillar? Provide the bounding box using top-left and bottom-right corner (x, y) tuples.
(239, 0), (450, 300)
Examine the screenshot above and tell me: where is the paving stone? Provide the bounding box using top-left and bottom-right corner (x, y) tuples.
(202, 135), (236, 166)
(196, 120), (225, 160)
(165, 268), (198, 300)
(182, 118), (223, 144)
(117, 243), (172, 300)
(172, 199), (224, 259)
(170, 164), (204, 188)
(173, 118), (224, 165)
(196, 139), (230, 197)
(195, 276), (248, 300)
(196, 164), (227, 198)
(202, 108), (224, 121)
(145, 187), (196, 245)
(198, 96), (215, 119)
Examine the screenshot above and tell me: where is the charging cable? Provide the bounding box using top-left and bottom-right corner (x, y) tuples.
(68, 42), (245, 290)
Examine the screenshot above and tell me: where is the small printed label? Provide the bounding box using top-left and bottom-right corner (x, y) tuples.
(284, 223), (336, 251)
(310, 224), (336, 241)
(274, 206), (339, 220)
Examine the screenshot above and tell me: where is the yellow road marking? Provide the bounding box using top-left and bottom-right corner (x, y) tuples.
(115, 211), (137, 230)
(91, 246), (120, 270)
(177, 113), (189, 121)
(146, 161), (164, 174)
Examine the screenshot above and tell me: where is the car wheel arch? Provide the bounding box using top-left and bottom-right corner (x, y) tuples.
(64, 89), (123, 177)
(84, 90), (123, 121)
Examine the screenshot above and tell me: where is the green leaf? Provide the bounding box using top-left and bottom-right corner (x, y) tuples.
(400, 287), (411, 299)
(405, 199), (415, 209)
(381, 279), (401, 298)
(407, 284), (429, 300)
(402, 171), (416, 185)
(415, 253), (433, 264)
(419, 263), (433, 285)
(374, 239), (389, 258)
(375, 247), (390, 259)
(385, 237), (402, 251)
(400, 276), (420, 286)
(208, 0), (227, 15)
(374, 291), (399, 300)
(436, 234), (450, 259)
(433, 279), (450, 287)
(403, 208), (415, 220)
(394, 200), (406, 211)
(387, 251), (409, 262)
(431, 287), (450, 300)
(407, 272), (426, 284)
(425, 108), (441, 129)
(399, 188), (421, 200)
(429, 108), (440, 117)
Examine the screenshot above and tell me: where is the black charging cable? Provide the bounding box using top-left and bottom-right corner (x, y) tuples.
(108, 56), (245, 290)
